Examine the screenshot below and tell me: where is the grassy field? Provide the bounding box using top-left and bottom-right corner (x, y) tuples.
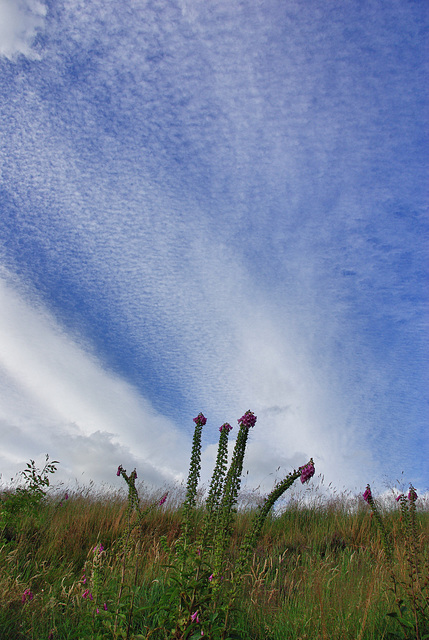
(1, 478), (428, 640)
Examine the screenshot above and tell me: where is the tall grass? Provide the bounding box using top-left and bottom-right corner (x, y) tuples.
(1, 479), (428, 639)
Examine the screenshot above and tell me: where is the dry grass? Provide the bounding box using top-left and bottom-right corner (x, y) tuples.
(0, 480), (428, 639)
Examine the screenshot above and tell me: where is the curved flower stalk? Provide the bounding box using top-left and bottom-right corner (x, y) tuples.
(237, 459), (315, 576)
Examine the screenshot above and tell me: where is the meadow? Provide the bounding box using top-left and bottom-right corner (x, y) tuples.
(1, 413), (428, 640)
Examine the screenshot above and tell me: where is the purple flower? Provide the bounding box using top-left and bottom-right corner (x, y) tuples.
(300, 462), (315, 484)
(48, 632), (54, 640)
(103, 602), (107, 611)
(396, 494), (404, 502)
(191, 611), (200, 623)
(237, 410), (257, 429)
(64, 493), (69, 500)
(94, 543), (104, 554)
(82, 589), (89, 599)
(408, 487), (418, 502)
(363, 485), (372, 504)
(22, 589), (33, 603)
(116, 465), (122, 477)
(208, 574), (214, 582)
(193, 413), (207, 426)
(219, 423), (232, 433)
(159, 492), (168, 506)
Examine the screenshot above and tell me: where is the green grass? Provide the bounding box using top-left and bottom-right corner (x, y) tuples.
(1, 482), (428, 639)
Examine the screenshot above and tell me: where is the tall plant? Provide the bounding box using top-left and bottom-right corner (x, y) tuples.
(363, 484), (429, 640)
(118, 411), (315, 639)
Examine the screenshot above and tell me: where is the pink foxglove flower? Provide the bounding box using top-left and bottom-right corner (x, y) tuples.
(363, 486), (372, 503)
(159, 493), (168, 505)
(408, 487), (417, 501)
(191, 611), (200, 623)
(193, 413), (207, 426)
(300, 462), (315, 484)
(219, 423), (232, 433)
(238, 410), (257, 428)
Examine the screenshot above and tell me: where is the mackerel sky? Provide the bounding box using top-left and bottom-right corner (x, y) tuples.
(0, 0), (427, 496)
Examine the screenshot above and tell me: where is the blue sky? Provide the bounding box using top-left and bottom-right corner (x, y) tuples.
(0, 0), (427, 497)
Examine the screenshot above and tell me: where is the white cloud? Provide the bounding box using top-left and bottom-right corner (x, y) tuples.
(0, 270), (190, 488)
(0, 0), (46, 60)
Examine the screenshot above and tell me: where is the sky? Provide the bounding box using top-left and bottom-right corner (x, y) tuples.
(0, 0), (427, 499)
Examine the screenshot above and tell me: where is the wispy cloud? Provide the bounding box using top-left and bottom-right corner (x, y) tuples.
(0, 0), (46, 60)
(0, 0), (427, 495)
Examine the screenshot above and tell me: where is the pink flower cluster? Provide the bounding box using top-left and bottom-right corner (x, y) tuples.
(193, 413), (207, 426)
(82, 589), (93, 600)
(238, 410), (257, 429)
(116, 465), (123, 476)
(300, 462), (315, 484)
(219, 423), (232, 433)
(396, 489), (418, 502)
(159, 493), (168, 506)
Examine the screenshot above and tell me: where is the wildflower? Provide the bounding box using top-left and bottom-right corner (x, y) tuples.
(363, 485), (372, 503)
(104, 602), (107, 611)
(191, 611), (200, 623)
(81, 572), (86, 584)
(159, 493), (168, 506)
(408, 487), (417, 502)
(22, 589), (33, 603)
(48, 632), (54, 640)
(238, 410), (257, 429)
(193, 412), (207, 426)
(96, 607), (99, 614)
(116, 465), (122, 476)
(82, 589), (89, 598)
(396, 494), (404, 502)
(64, 493), (68, 500)
(219, 423), (232, 433)
(300, 462), (315, 484)
(208, 573), (214, 582)
(94, 543), (104, 554)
